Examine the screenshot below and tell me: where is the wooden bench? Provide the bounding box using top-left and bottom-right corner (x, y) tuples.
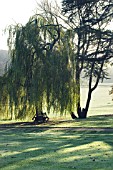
(32, 112), (49, 123)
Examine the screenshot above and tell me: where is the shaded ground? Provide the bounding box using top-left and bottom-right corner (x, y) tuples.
(0, 114), (113, 131)
(1, 114), (113, 170)
(0, 120), (113, 170)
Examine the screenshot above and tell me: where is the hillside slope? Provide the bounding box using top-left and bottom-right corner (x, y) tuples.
(0, 50), (9, 75)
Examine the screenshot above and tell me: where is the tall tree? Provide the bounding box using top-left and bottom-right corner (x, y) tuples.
(1, 2), (76, 119)
(62, 0), (113, 118)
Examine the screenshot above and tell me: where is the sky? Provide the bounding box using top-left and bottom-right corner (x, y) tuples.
(0, 0), (61, 50)
(0, 0), (113, 50)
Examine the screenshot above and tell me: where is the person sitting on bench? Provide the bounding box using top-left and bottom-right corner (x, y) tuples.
(32, 111), (49, 123)
(41, 111), (49, 122)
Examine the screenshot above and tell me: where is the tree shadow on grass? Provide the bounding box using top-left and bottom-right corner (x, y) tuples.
(1, 113), (113, 127)
(0, 123), (113, 170)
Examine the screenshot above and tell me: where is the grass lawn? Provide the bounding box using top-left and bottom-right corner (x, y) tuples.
(0, 115), (113, 170)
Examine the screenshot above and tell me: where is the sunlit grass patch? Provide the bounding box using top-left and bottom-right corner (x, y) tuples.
(0, 125), (113, 170)
(0, 114), (113, 128)
(47, 115), (113, 128)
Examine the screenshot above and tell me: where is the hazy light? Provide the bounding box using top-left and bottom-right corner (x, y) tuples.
(0, 0), (37, 50)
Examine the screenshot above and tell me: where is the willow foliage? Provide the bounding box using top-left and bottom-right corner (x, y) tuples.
(1, 15), (76, 119)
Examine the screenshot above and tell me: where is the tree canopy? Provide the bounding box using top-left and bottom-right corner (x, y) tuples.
(1, 5), (77, 119)
(62, 0), (113, 118)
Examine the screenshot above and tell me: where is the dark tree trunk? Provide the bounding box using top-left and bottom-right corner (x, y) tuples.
(77, 59), (104, 119)
(36, 106), (39, 117)
(76, 60), (80, 108)
(77, 88), (92, 119)
(85, 89), (92, 115)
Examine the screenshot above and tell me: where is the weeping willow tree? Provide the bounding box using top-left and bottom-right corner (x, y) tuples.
(1, 8), (77, 119)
